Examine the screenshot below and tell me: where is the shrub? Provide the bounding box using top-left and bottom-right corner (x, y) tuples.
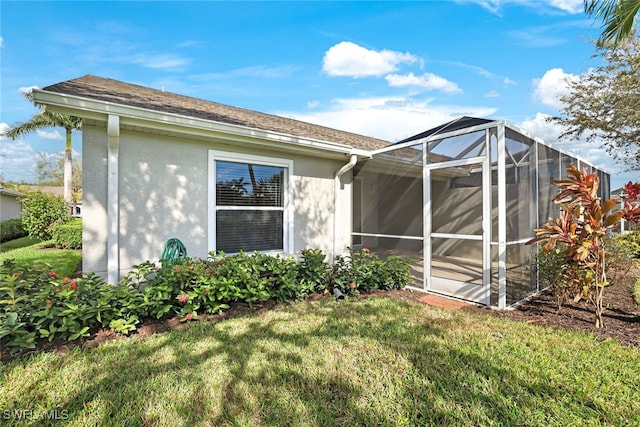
(298, 248), (330, 293)
(52, 218), (82, 249)
(533, 244), (576, 309)
(605, 232), (640, 283)
(0, 218), (27, 243)
(1, 248), (415, 354)
(527, 165), (625, 328)
(331, 247), (413, 295)
(20, 191), (69, 240)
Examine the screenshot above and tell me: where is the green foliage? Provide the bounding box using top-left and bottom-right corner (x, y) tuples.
(633, 277), (640, 306)
(605, 232), (640, 283)
(550, 34), (640, 170)
(298, 248), (330, 292)
(19, 191), (69, 240)
(533, 244), (576, 309)
(527, 165), (624, 328)
(35, 151), (83, 193)
(0, 248), (414, 355)
(584, 1), (640, 45)
(0, 219), (27, 243)
(332, 247), (413, 296)
(51, 218), (82, 249)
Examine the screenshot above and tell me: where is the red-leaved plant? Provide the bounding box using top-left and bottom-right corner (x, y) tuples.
(527, 164), (624, 328)
(621, 181), (640, 226)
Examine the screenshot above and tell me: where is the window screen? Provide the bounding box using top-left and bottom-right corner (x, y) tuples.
(215, 160), (286, 252)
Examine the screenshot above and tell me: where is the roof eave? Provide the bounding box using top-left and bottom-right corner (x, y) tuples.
(31, 88), (360, 159)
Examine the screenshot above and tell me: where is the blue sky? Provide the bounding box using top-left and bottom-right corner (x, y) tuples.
(1, 0), (637, 189)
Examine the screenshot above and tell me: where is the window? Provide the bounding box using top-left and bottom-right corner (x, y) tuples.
(209, 151), (293, 253)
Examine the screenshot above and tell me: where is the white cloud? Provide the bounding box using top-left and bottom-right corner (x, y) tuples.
(129, 53), (190, 71)
(0, 126), (38, 182)
(518, 112), (562, 142)
(307, 100), (320, 109)
(385, 72), (462, 94)
(322, 41), (419, 78)
(485, 90), (500, 98)
(459, 0), (583, 14)
(442, 60), (493, 78)
(276, 97), (495, 142)
(532, 68), (577, 110)
(503, 77), (516, 86)
(36, 130), (63, 141)
(0, 36), (3, 48)
(547, 0), (583, 14)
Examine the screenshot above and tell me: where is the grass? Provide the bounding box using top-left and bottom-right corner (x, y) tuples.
(0, 239), (81, 277)
(0, 236), (42, 253)
(1, 297), (639, 426)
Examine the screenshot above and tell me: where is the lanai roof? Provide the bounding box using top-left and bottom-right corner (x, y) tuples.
(41, 75), (392, 152)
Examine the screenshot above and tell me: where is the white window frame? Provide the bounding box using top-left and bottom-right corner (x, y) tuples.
(208, 150), (294, 254)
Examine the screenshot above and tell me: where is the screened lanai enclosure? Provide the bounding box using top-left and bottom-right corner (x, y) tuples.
(352, 117), (610, 309)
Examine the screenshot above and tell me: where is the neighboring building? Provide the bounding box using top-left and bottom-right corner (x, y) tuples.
(32, 75), (610, 308)
(0, 187), (24, 221)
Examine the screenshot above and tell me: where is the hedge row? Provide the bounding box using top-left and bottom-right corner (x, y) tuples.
(0, 219), (28, 243)
(0, 248), (413, 354)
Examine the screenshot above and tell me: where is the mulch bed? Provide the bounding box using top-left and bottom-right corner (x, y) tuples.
(383, 272), (640, 347)
(2, 272), (638, 363)
(467, 274), (640, 347)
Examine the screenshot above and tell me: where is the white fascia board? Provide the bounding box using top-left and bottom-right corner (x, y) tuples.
(32, 89), (359, 158)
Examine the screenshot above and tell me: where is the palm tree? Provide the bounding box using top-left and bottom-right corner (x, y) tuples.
(585, 0), (640, 45)
(3, 90), (82, 204)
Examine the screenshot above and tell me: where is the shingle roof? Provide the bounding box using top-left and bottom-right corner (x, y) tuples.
(42, 75), (392, 151)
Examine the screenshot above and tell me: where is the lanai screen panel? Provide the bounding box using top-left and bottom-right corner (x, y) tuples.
(431, 165), (484, 286)
(538, 144), (562, 227)
(504, 128), (538, 305)
(352, 143), (424, 287)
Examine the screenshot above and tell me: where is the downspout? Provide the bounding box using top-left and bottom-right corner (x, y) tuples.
(333, 154), (358, 260)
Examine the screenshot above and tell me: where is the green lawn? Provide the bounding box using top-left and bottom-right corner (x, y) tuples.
(0, 236), (42, 253)
(0, 239), (81, 277)
(1, 297), (638, 426)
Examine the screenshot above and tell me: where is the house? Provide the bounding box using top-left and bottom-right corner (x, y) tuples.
(32, 75), (610, 309)
(0, 187), (24, 221)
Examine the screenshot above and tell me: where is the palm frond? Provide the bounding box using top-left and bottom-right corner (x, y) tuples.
(585, 0), (640, 45)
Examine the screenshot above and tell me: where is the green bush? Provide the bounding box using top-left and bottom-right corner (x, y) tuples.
(1, 248), (415, 354)
(0, 218), (27, 243)
(52, 218), (82, 249)
(332, 247), (413, 296)
(605, 232), (640, 283)
(20, 191), (69, 240)
(533, 244), (577, 309)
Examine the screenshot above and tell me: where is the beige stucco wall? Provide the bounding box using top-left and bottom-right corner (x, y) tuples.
(82, 123), (352, 281)
(0, 193), (22, 221)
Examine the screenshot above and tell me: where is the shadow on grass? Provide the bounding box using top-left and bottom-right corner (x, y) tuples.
(1, 297), (636, 426)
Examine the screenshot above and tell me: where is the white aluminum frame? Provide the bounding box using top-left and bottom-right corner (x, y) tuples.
(208, 150), (294, 255)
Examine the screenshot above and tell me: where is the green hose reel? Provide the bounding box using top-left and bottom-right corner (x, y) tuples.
(161, 238), (187, 265)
